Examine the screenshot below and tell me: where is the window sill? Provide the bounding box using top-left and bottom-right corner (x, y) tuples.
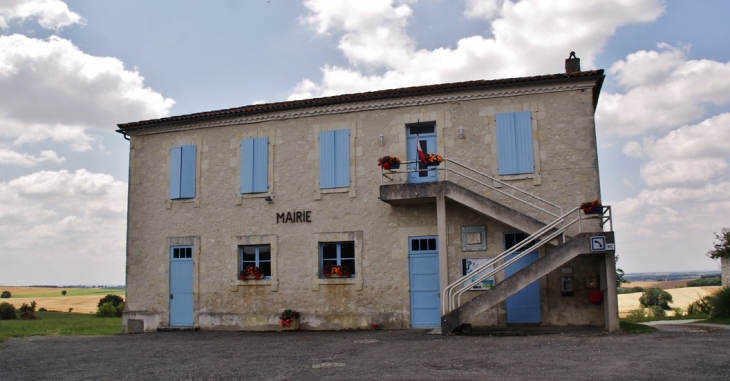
(231, 278), (278, 291)
(235, 193), (272, 205)
(494, 172), (541, 186)
(166, 198), (200, 209)
(311, 277), (363, 291)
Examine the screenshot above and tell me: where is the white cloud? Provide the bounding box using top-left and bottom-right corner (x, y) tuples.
(290, 0), (664, 99)
(0, 34), (174, 150)
(0, 147), (64, 167)
(0, 169), (127, 284)
(622, 113), (730, 186)
(597, 44), (730, 136)
(464, 0), (504, 19)
(0, 0), (82, 30)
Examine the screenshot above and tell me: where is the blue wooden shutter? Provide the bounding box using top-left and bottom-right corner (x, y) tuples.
(333, 129), (350, 188)
(170, 147), (182, 199)
(180, 145), (196, 198)
(496, 111), (533, 175)
(319, 130), (335, 189)
(240, 137), (268, 193)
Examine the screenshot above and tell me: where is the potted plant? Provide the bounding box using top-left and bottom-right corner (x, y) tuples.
(580, 199), (603, 214)
(322, 263), (351, 278)
(377, 156), (401, 170)
(278, 309), (300, 330)
(423, 153), (443, 166)
(239, 266), (263, 280)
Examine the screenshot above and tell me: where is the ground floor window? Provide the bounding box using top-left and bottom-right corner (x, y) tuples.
(320, 241), (355, 278)
(240, 245), (272, 278)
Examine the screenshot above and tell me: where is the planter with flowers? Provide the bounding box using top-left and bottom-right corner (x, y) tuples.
(580, 200), (603, 215)
(377, 156), (401, 170)
(423, 153), (443, 167)
(322, 263), (351, 278)
(278, 309), (300, 330)
(239, 266), (263, 280)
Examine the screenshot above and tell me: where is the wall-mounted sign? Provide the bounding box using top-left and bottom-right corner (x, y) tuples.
(276, 210), (312, 223)
(461, 226), (487, 251)
(462, 257), (494, 290)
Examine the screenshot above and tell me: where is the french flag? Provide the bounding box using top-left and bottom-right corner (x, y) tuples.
(416, 138), (426, 164)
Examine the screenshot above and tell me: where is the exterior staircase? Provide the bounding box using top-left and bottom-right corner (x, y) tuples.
(379, 158), (618, 333)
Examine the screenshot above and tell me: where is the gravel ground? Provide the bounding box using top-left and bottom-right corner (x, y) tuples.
(2, 327), (729, 380)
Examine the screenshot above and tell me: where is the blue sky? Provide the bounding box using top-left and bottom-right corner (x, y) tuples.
(1, 0), (729, 285)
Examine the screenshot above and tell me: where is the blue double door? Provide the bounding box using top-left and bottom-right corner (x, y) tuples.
(170, 246), (194, 326)
(409, 236), (441, 328)
(406, 124), (438, 183)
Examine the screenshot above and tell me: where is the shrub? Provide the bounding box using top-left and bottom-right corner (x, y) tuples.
(648, 305), (666, 318)
(61, 290), (67, 296)
(18, 301), (36, 313)
(19, 311), (39, 320)
(639, 287), (673, 310)
(0, 302), (16, 320)
(0, 290), (10, 298)
(673, 308), (684, 317)
(709, 287), (730, 318)
(38, 307), (47, 312)
(96, 301), (124, 318)
(630, 286), (645, 293)
(688, 295), (714, 315)
(97, 294), (124, 309)
(626, 308), (646, 319)
(687, 276), (722, 287)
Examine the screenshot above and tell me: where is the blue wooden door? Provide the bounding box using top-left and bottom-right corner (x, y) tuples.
(170, 246), (194, 326)
(504, 251), (540, 324)
(409, 236), (440, 328)
(406, 125), (437, 183)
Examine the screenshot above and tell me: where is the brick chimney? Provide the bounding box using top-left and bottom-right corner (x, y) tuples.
(565, 51), (580, 73)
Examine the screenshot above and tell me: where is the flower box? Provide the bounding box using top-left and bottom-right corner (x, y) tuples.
(584, 206), (604, 215)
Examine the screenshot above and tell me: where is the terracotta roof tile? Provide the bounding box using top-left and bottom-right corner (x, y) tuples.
(117, 70), (604, 132)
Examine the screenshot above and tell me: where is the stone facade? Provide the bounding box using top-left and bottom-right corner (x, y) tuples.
(723, 257), (729, 288)
(119, 71), (614, 333)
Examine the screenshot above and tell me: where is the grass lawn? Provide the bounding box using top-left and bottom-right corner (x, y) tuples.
(0, 311), (121, 343)
(619, 321), (657, 333)
(704, 317), (730, 324)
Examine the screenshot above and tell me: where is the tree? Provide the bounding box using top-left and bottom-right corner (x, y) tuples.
(61, 290), (67, 296)
(0, 290), (10, 298)
(615, 255), (629, 288)
(97, 294), (124, 308)
(707, 228), (730, 259)
(639, 287), (673, 310)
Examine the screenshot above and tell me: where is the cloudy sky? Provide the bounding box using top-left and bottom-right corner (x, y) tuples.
(1, 0), (728, 285)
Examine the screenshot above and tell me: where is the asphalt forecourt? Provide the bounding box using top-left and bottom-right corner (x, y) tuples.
(2, 328), (730, 380)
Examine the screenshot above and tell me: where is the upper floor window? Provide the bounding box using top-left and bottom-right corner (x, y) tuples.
(170, 145), (196, 199)
(240, 137), (269, 194)
(318, 129), (350, 189)
(496, 111), (534, 175)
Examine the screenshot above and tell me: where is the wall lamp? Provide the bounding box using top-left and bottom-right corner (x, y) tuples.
(264, 196), (273, 202)
(458, 127), (465, 139)
(379, 134), (385, 146)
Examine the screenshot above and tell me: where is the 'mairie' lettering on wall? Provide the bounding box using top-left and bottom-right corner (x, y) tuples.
(277, 210), (312, 223)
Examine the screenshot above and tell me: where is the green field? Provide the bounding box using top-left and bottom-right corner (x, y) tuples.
(7, 288), (125, 299)
(0, 311), (121, 343)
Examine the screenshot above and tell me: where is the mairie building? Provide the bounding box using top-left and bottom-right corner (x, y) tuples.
(117, 55), (619, 334)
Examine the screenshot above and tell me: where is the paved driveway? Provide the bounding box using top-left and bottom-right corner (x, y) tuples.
(2, 328), (729, 380)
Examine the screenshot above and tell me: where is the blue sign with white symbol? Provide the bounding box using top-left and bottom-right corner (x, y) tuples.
(590, 236), (606, 252)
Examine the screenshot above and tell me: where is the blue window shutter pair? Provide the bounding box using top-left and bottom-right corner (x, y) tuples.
(240, 137), (269, 193)
(318, 129), (350, 189)
(170, 145), (196, 199)
(496, 111), (534, 175)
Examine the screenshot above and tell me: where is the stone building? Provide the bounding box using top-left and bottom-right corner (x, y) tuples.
(117, 57), (618, 334)
(722, 258), (729, 288)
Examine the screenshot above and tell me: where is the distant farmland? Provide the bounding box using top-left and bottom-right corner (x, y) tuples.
(0, 286), (125, 314)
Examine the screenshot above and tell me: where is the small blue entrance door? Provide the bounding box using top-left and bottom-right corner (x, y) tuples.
(406, 124), (438, 183)
(409, 236), (440, 328)
(170, 246), (194, 326)
(504, 250), (540, 323)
